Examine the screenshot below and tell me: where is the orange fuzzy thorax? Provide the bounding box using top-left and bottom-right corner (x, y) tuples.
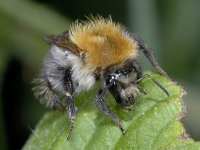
(69, 16), (138, 69)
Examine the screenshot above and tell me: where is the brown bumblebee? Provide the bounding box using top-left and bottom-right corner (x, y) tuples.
(33, 16), (169, 140)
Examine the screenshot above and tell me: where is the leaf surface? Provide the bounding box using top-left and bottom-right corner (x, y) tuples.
(23, 73), (200, 150)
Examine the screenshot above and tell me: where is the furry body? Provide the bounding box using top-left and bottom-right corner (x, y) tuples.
(46, 45), (96, 93)
(33, 16), (168, 140)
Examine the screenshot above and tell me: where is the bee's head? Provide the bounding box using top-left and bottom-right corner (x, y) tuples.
(104, 60), (169, 111)
(104, 60), (142, 111)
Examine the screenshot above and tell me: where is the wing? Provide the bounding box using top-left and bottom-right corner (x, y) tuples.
(44, 31), (82, 55)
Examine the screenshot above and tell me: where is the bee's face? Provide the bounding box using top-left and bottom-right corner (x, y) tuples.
(114, 65), (137, 85)
(105, 61), (142, 111)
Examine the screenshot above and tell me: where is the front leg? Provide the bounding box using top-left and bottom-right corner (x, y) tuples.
(63, 68), (77, 140)
(134, 37), (168, 77)
(66, 95), (76, 140)
(94, 89), (125, 134)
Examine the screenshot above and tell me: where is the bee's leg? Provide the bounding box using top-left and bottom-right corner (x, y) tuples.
(63, 68), (76, 140)
(66, 95), (76, 140)
(134, 37), (168, 77)
(94, 89), (125, 134)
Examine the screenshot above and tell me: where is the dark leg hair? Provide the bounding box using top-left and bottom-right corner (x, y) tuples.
(63, 68), (77, 140)
(66, 95), (76, 140)
(94, 89), (125, 133)
(134, 37), (168, 77)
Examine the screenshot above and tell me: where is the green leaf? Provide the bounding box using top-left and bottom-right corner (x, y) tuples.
(22, 72), (200, 150)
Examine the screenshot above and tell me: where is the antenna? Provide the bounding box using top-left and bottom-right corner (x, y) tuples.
(134, 74), (170, 96)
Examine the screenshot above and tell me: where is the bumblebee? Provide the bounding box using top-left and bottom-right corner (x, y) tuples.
(33, 16), (169, 140)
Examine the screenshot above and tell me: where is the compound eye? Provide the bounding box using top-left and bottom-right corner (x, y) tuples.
(115, 70), (121, 74)
(122, 67), (134, 75)
(122, 70), (127, 74)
